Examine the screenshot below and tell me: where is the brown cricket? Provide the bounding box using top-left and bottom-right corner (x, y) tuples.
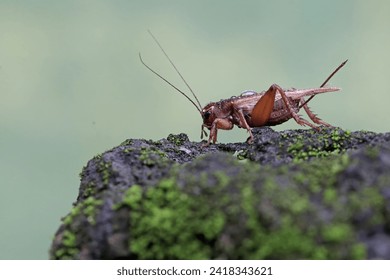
(140, 31), (347, 146)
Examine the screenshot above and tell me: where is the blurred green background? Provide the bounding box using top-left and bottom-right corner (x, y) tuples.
(0, 0), (389, 259)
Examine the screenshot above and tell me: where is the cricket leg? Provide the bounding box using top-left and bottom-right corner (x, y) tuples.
(205, 118), (234, 146)
(200, 124), (208, 139)
(235, 109), (254, 143)
(300, 97), (332, 127)
(275, 84), (319, 130)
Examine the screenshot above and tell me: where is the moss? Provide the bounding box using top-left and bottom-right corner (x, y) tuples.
(346, 187), (385, 227)
(123, 147), (135, 154)
(213, 171), (231, 188)
(63, 204), (82, 225)
(126, 181), (209, 259)
(79, 165), (87, 179)
(139, 147), (168, 166)
(364, 146), (380, 159)
(240, 180), (319, 259)
(285, 128), (352, 161)
(52, 127), (390, 260)
(114, 184), (143, 210)
(81, 182), (97, 197)
(322, 223), (353, 243)
(120, 139), (133, 146)
(287, 138), (304, 154)
(323, 188), (337, 205)
(93, 153), (102, 161)
(98, 152), (368, 259)
(82, 197), (103, 225)
(54, 230), (79, 259)
(167, 133), (189, 146)
(63, 197), (103, 226)
(97, 159), (112, 187)
(62, 230), (77, 247)
(237, 153), (369, 259)
(351, 243), (367, 259)
(55, 197), (104, 259)
(116, 175), (230, 259)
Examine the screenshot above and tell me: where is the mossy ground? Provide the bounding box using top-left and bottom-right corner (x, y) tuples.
(115, 153), (370, 259)
(50, 127), (390, 259)
(53, 196), (103, 259)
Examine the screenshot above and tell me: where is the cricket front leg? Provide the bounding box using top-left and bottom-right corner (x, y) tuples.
(205, 118), (234, 146)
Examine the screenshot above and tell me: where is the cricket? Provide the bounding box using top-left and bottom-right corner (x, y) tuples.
(140, 31), (347, 146)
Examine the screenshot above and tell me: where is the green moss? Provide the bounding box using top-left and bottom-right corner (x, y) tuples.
(63, 204), (82, 225)
(93, 153), (102, 161)
(286, 128), (352, 161)
(54, 230), (79, 259)
(323, 188), (337, 204)
(115, 184), (143, 210)
(83, 197), (103, 225)
(105, 149), (372, 259)
(117, 177), (229, 259)
(287, 139), (304, 154)
(213, 171), (231, 188)
(351, 243), (367, 259)
(240, 180), (320, 259)
(81, 182), (97, 197)
(346, 187), (385, 227)
(63, 197), (103, 226)
(97, 159), (112, 187)
(120, 139), (133, 146)
(167, 133), (188, 146)
(236, 153), (368, 259)
(139, 147), (168, 166)
(322, 224), (353, 242)
(364, 146), (380, 159)
(123, 147), (135, 154)
(56, 197), (104, 259)
(79, 165), (87, 179)
(126, 180), (221, 259)
(62, 230), (77, 247)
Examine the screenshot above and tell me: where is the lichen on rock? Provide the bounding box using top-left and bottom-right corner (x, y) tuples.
(50, 127), (390, 259)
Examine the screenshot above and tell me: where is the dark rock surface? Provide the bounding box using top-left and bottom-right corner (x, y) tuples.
(50, 127), (390, 259)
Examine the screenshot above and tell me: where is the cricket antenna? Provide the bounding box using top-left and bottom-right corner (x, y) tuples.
(139, 53), (202, 114)
(147, 30), (203, 111)
(300, 59), (348, 109)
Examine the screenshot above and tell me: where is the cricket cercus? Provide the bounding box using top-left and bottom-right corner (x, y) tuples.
(140, 31), (347, 146)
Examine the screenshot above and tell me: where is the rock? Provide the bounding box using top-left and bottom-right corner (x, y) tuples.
(50, 127), (390, 259)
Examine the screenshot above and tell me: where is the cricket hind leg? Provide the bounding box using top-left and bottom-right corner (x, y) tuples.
(274, 84), (320, 130)
(297, 60), (347, 124)
(300, 97), (332, 127)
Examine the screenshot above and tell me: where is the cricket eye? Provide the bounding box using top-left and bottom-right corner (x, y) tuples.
(203, 111), (211, 120)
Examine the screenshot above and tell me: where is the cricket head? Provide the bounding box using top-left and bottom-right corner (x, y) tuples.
(199, 102), (217, 139)
(201, 103), (218, 129)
